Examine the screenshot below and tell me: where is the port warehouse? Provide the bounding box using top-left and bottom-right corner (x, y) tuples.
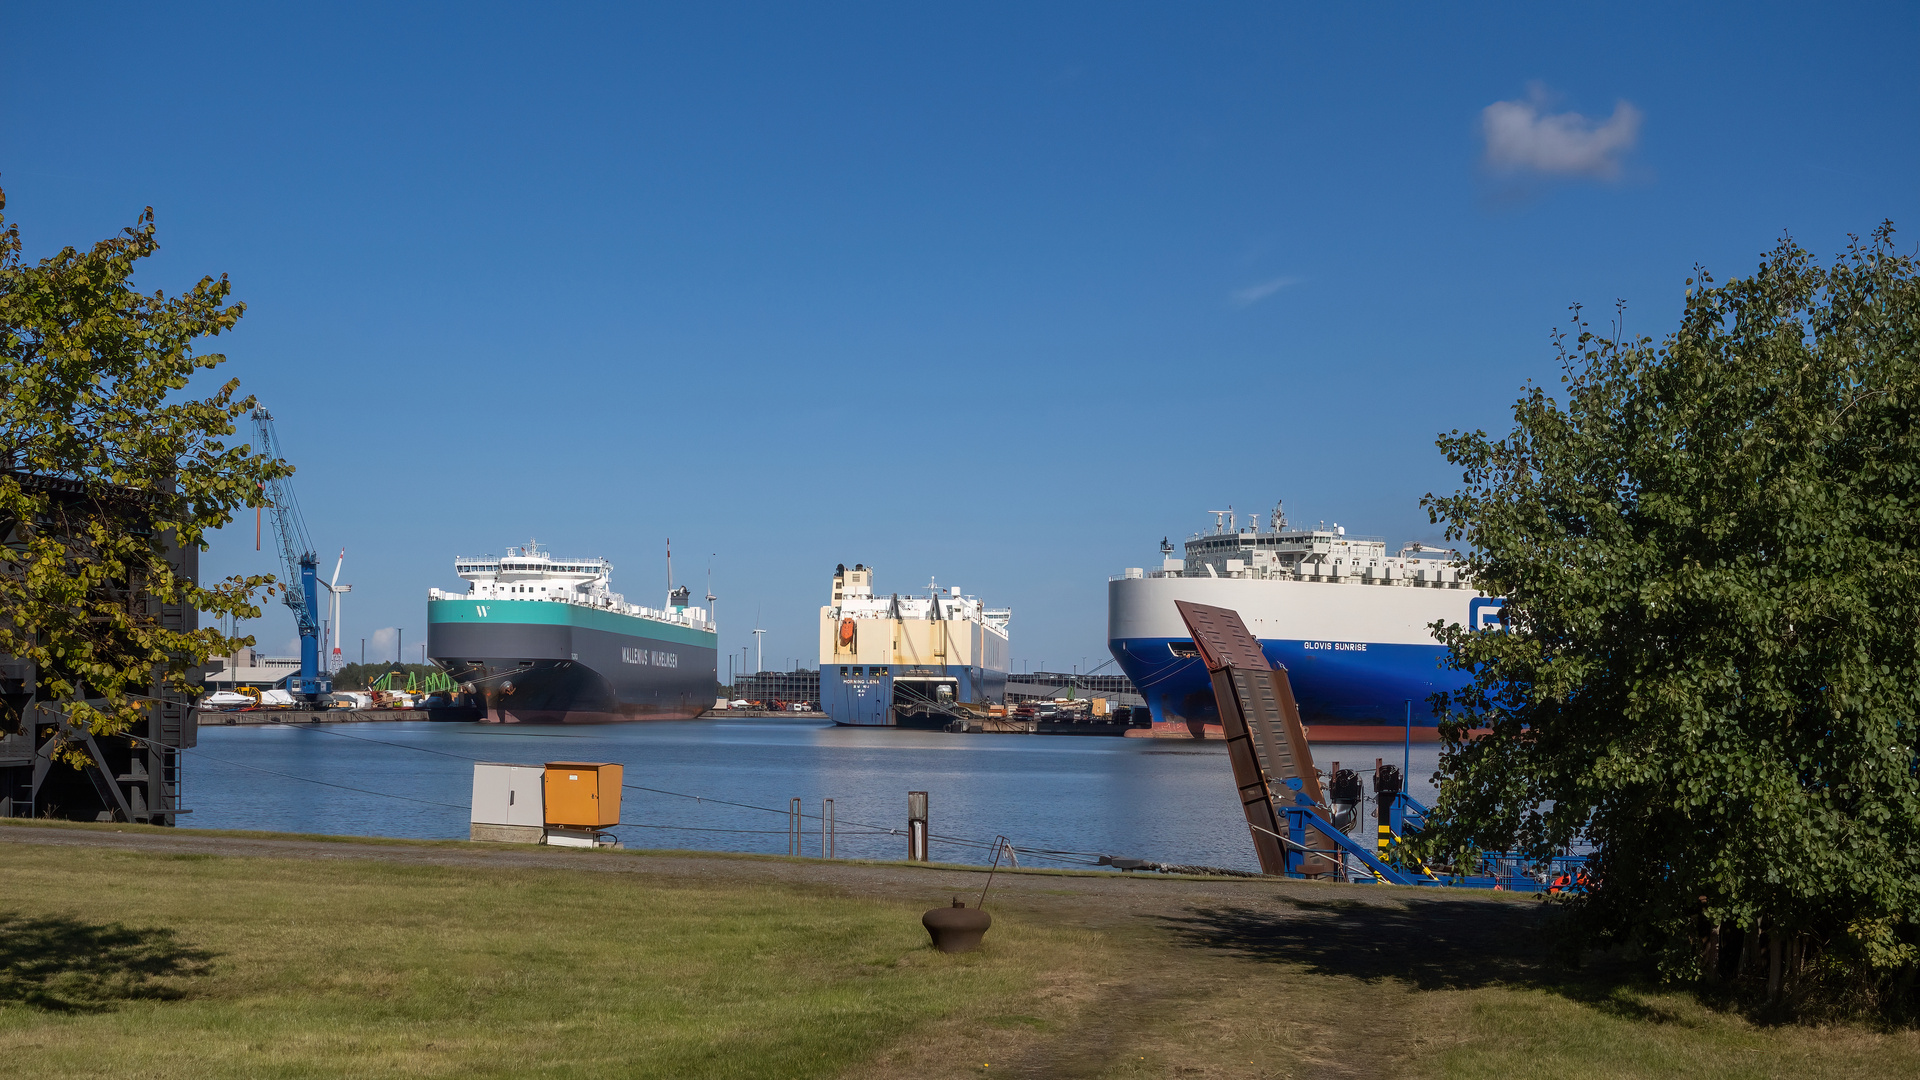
(203, 647), (302, 690)
(1005, 670), (1142, 708)
(724, 669), (1142, 711)
(0, 472), (197, 824)
(726, 669), (820, 707)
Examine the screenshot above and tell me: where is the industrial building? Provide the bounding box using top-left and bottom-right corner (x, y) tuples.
(1005, 669), (1143, 707)
(0, 471), (197, 823)
(729, 668), (819, 708)
(203, 648), (303, 690)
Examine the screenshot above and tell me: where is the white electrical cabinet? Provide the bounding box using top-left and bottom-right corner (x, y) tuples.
(470, 762), (545, 842)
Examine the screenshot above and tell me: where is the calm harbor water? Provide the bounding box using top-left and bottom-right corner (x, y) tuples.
(188, 719), (1443, 873)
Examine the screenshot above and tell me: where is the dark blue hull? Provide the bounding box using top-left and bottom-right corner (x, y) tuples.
(1109, 636), (1469, 741)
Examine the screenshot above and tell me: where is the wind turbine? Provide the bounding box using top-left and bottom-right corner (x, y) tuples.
(706, 555), (717, 626)
(751, 606), (765, 674)
(321, 548), (351, 673)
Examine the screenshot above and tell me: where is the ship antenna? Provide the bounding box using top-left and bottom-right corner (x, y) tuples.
(666, 537), (674, 592)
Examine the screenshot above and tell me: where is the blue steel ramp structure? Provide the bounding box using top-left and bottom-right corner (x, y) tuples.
(1174, 599), (1587, 890)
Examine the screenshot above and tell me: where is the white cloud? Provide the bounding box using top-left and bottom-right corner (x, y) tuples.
(369, 627), (398, 660)
(1481, 86), (1642, 180)
(1230, 276), (1302, 307)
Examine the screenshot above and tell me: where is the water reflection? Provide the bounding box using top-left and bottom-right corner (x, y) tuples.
(188, 719), (1443, 873)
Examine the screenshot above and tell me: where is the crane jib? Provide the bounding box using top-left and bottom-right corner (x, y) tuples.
(251, 407), (331, 700)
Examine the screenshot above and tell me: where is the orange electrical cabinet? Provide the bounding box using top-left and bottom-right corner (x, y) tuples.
(543, 762), (623, 829)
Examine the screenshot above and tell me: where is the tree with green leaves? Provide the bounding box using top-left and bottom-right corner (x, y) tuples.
(0, 186), (287, 763)
(1420, 224), (1920, 1013)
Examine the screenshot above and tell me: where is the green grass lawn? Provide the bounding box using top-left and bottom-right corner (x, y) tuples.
(3, 830), (1919, 1078)
(1420, 985), (1910, 1080)
(0, 843), (1079, 1079)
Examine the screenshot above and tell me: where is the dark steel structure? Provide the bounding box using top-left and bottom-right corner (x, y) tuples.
(0, 472), (197, 824)
(1175, 599), (1339, 876)
(730, 668), (819, 707)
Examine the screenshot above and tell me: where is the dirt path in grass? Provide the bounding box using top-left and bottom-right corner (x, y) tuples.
(0, 821), (1551, 1078)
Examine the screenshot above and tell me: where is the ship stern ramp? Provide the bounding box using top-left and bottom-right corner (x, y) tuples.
(1175, 600), (1340, 877)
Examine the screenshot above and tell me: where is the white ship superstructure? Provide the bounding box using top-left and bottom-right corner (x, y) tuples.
(1162, 504), (1469, 587)
(429, 543), (710, 632)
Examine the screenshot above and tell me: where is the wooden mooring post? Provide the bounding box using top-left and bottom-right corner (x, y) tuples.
(908, 791), (929, 861)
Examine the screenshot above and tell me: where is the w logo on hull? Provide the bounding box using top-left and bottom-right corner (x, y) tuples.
(474, 606), (489, 617)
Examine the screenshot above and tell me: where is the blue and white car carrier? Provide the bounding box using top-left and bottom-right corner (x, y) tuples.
(1107, 502), (1502, 742)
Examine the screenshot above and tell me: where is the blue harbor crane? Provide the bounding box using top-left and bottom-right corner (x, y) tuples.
(251, 407), (332, 703)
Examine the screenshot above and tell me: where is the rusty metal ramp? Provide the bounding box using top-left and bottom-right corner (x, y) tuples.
(1175, 600), (1338, 877)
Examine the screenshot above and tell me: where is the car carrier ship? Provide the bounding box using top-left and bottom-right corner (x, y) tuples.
(1108, 503), (1502, 741)
(427, 542), (717, 723)
(818, 564), (1011, 727)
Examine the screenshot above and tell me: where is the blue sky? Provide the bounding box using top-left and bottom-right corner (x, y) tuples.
(4, 3), (1916, 675)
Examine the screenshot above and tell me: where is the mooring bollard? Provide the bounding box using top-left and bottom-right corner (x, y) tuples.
(922, 831), (1005, 953)
(922, 897), (991, 953)
(822, 797), (835, 859)
(908, 790), (929, 861)
(788, 797), (802, 856)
